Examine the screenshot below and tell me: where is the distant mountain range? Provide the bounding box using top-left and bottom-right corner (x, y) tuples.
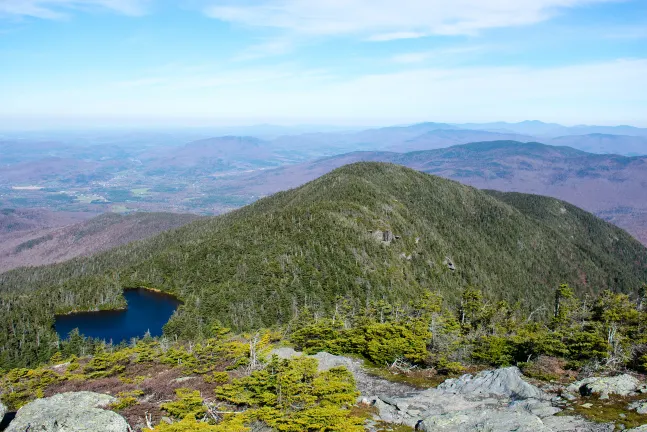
(453, 120), (647, 139)
(211, 141), (647, 245)
(1, 120), (646, 223)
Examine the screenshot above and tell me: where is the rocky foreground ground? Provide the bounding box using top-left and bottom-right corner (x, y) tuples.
(1, 348), (646, 431)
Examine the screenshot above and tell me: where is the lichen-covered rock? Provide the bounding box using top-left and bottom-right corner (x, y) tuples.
(5, 391), (129, 432)
(541, 415), (615, 431)
(629, 400), (647, 414)
(628, 426), (647, 432)
(566, 374), (640, 399)
(417, 409), (549, 432)
(269, 347), (303, 360)
(0, 400), (7, 419)
(371, 390), (489, 427)
(437, 367), (548, 400)
(510, 398), (561, 418)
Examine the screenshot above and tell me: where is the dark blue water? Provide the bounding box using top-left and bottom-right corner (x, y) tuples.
(55, 288), (181, 343)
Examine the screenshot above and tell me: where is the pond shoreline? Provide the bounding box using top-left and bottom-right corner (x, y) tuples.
(54, 287), (182, 317)
(54, 288), (182, 342)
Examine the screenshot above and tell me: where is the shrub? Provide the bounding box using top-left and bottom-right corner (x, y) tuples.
(215, 356), (363, 432)
(161, 388), (207, 419)
(205, 371), (230, 384)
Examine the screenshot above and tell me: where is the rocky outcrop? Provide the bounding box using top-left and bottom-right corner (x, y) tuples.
(417, 409), (547, 432)
(272, 349), (617, 432)
(365, 366), (610, 431)
(437, 367), (548, 400)
(5, 391), (129, 432)
(0, 401), (7, 420)
(368, 229), (401, 245)
(566, 374), (640, 399)
(443, 256), (456, 271)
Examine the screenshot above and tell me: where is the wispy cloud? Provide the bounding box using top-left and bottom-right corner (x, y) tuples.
(366, 31), (429, 42)
(391, 46), (488, 64)
(233, 38), (294, 61)
(203, 0), (617, 39)
(0, 0), (152, 19)
(112, 64), (334, 91)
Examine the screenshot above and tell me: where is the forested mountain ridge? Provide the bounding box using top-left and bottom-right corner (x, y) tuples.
(219, 141), (647, 245)
(1, 162), (646, 368)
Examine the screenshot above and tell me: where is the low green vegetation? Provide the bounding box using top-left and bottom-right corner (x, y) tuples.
(0, 330), (364, 431)
(3, 282), (647, 429)
(567, 394), (647, 429)
(290, 284), (647, 374)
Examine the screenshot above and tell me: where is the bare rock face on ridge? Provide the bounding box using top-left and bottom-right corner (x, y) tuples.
(5, 391), (129, 432)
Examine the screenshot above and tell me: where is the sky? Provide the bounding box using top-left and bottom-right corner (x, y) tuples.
(0, 0), (646, 128)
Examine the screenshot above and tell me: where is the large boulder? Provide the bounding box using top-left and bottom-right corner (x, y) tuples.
(566, 374), (640, 399)
(0, 401), (7, 419)
(6, 391), (129, 432)
(437, 367), (548, 400)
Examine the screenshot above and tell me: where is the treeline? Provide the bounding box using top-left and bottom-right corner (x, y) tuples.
(289, 283), (647, 374)
(3, 282), (647, 378)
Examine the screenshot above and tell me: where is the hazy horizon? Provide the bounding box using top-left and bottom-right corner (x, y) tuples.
(2, 1), (646, 127)
(1, 117), (647, 133)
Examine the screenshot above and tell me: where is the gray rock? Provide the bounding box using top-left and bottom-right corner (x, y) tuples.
(510, 398), (562, 418)
(269, 347), (303, 360)
(541, 415), (615, 431)
(629, 400), (647, 414)
(561, 391), (578, 401)
(628, 426), (647, 432)
(437, 367), (548, 400)
(371, 389), (491, 428)
(0, 401), (7, 419)
(566, 374), (641, 399)
(443, 256), (456, 271)
(417, 409), (549, 432)
(6, 391), (129, 432)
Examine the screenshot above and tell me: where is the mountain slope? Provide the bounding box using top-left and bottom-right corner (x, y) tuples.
(1, 163), (645, 354)
(0, 212), (200, 273)
(550, 133), (647, 155)
(214, 141), (647, 244)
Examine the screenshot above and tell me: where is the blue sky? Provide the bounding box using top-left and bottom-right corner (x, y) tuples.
(0, 0), (646, 127)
